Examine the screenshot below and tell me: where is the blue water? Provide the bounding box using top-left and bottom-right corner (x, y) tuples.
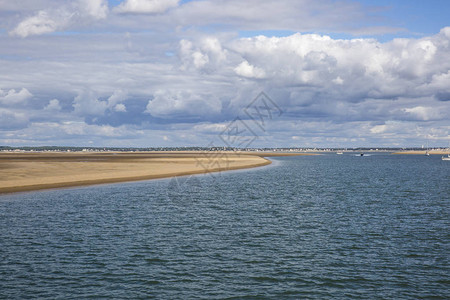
(1, 154), (449, 299)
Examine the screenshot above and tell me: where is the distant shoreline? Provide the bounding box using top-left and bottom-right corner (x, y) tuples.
(392, 150), (449, 155)
(0, 151), (314, 194)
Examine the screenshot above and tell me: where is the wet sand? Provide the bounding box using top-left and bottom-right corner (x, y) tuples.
(0, 152), (311, 194)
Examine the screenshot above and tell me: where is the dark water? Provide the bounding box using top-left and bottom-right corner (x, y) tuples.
(1, 154), (449, 299)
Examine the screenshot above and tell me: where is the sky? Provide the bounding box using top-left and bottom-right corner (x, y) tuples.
(0, 0), (449, 148)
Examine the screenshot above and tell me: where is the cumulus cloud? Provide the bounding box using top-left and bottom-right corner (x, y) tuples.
(171, 29), (450, 129)
(402, 106), (443, 121)
(44, 99), (62, 111)
(79, 0), (108, 19)
(1, 1), (449, 146)
(107, 90), (127, 108)
(9, 0), (108, 37)
(9, 11), (62, 38)
(172, 30), (449, 145)
(73, 91), (108, 116)
(145, 90), (222, 119)
(234, 60), (266, 79)
(179, 37), (229, 72)
(114, 104), (127, 112)
(370, 124), (387, 134)
(0, 108), (29, 130)
(0, 88), (33, 105)
(226, 29), (450, 103)
(102, 90), (128, 112)
(114, 0), (179, 14)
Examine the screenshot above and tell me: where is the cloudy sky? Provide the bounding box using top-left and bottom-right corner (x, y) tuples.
(1, 0), (449, 148)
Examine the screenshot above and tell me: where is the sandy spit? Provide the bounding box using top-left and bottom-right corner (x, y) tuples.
(0, 151), (311, 194)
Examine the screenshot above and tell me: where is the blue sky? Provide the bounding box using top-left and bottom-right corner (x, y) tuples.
(0, 0), (449, 148)
(238, 0), (450, 41)
(359, 0), (450, 37)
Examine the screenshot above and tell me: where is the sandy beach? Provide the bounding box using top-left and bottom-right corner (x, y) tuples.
(0, 151), (311, 194)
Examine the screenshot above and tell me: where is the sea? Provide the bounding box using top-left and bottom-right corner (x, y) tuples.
(1, 154), (449, 299)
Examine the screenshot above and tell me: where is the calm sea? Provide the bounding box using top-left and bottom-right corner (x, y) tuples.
(1, 154), (449, 299)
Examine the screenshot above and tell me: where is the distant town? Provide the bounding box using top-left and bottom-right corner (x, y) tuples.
(0, 146), (448, 153)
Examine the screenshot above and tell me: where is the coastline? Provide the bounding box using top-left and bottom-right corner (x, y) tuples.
(392, 150), (449, 155)
(0, 152), (311, 194)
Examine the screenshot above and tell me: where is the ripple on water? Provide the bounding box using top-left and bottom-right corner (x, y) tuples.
(0, 154), (449, 299)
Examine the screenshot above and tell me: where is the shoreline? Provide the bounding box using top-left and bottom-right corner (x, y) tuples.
(0, 152), (311, 195)
(392, 150), (449, 155)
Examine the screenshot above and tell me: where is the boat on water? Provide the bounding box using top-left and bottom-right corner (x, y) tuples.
(336, 151), (343, 155)
(442, 144), (450, 160)
(360, 153), (364, 156)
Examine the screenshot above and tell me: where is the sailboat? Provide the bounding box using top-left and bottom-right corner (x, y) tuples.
(425, 140), (430, 156)
(442, 144), (450, 161)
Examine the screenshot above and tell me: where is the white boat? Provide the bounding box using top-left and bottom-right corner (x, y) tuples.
(442, 144), (450, 160)
(336, 151), (343, 155)
(425, 140), (430, 156)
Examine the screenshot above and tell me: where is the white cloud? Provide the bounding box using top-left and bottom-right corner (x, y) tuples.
(193, 123), (227, 134)
(0, 108), (29, 130)
(79, 0), (108, 19)
(0, 88), (33, 105)
(114, 103), (127, 112)
(1, 1), (450, 146)
(370, 124), (386, 134)
(192, 51), (209, 69)
(402, 106), (443, 121)
(107, 90), (128, 108)
(9, 0), (108, 37)
(73, 91), (108, 115)
(145, 90), (222, 119)
(234, 60), (266, 79)
(332, 76), (344, 85)
(178, 37), (229, 72)
(44, 99), (62, 111)
(9, 11), (62, 38)
(228, 30), (450, 99)
(61, 122), (125, 137)
(3, 0), (404, 37)
(114, 0), (179, 14)
(105, 90), (128, 112)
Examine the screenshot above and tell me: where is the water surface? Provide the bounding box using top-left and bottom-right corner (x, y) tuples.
(1, 154), (449, 299)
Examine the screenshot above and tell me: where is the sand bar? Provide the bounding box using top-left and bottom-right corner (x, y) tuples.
(0, 151), (311, 194)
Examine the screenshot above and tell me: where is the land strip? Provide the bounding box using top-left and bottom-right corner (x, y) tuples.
(0, 151), (313, 194)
